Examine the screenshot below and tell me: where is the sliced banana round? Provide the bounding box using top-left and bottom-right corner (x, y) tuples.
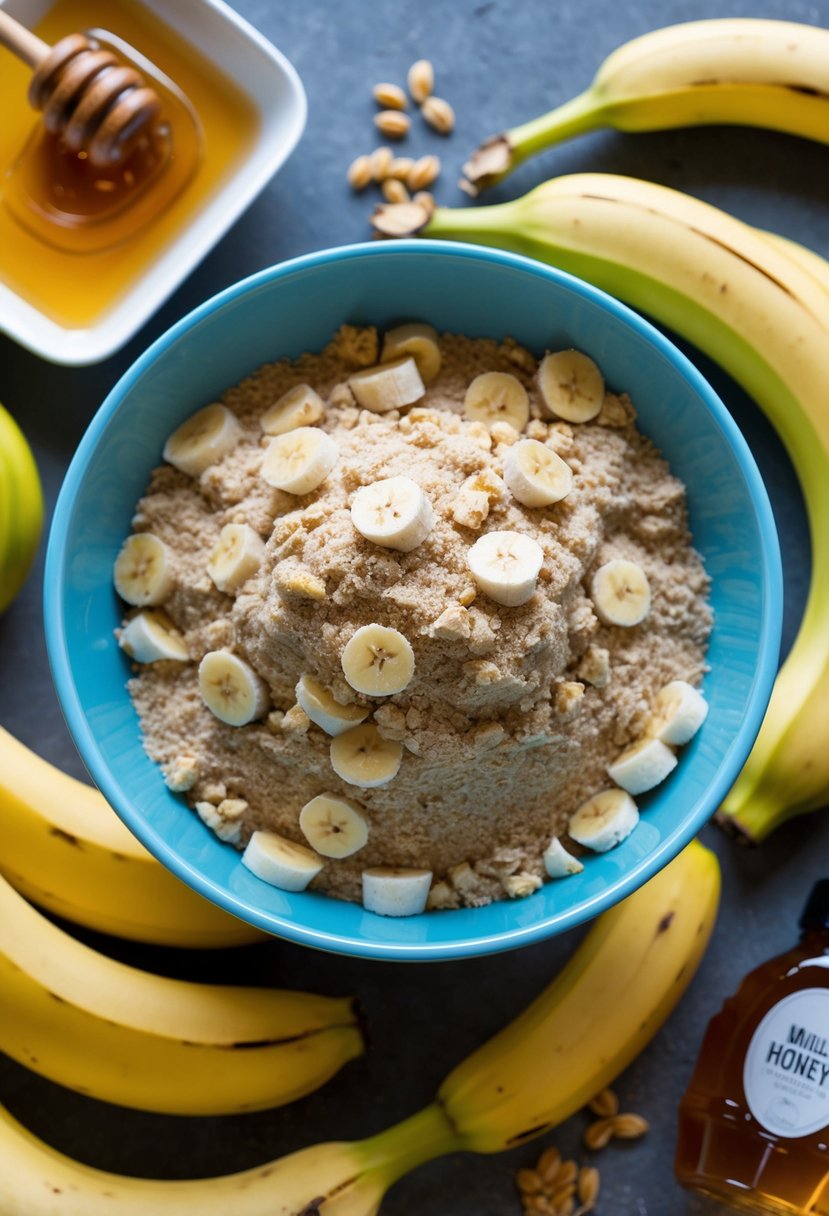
(348, 356), (425, 412)
(207, 523), (265, 593)
(537, 350), (604, 423)
(543, 836), (584, 878)
(362, 867), (432, 916)
(113, 533), (174, 606)
(646, 680), (708, 746)
(119, 610), (189, 663)
(607, 736), (677, 796)
(351, 475), (435, 552)
(591, 559), (651, 627)
(198, 649), (269, 726)
(261, 384), (325, 436)
(163, 403), (242, 477)
(467, 529), (544, 607)
(464, 372), (529, 432)
(568, 788), (639, 853)
(299, 793), (369, 859)
(241, 830), (324, 891)
(341, 624), (415, 696)
(380, 322), (442, 382)
(295, 674), (369, 736)
(261, 427), (339, 495)
(503, 438), (574, 508)
(330, 724), (403, 788)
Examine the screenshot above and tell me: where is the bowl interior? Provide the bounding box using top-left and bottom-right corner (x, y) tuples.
(45, 241), (781, 960)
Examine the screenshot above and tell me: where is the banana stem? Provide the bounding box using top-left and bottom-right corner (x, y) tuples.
(465, 92), (603, 189)
(715, 799), (801, 845)
(426, 201), (537, 259)
(507, 90), (604, 165)
(358, 1103), (459, 1187)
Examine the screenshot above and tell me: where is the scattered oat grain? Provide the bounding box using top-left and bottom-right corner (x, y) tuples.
(516, 1168), (544, 1196)
(407, 58), (434, 104)
(421, 95), (454, 134)
(537, 1145), (561, 1184)
(372, 82), (407, 110)
(368, 146), (394, 181)
(584, 1115), (615, 1151)
(374, 110), (411, 139)
(347, 154), (372, 191)
(382, 178), (410, 204)
(388, 155), (416, 180)
(407, 153), (441, 191)
(576, 1165), (600, 1212)
(588, 1087), (619, 1118)
(555, 1161), (577, 1188)
(611, 1112), (650, 1139)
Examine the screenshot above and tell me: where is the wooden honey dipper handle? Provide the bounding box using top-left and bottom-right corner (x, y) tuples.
(0, 9), (161, 167)
(0, 8), (49, 66)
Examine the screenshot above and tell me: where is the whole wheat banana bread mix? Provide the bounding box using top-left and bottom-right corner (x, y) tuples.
(116, 323), (712, 911)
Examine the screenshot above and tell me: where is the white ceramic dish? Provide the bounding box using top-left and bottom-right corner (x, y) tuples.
(0, 0), (306, 365)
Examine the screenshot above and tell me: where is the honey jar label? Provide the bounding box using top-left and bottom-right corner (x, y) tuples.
(743, 986), (829, 1138)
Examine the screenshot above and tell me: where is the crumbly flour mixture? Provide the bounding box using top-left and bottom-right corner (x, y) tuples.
(120, 324), (711, 910)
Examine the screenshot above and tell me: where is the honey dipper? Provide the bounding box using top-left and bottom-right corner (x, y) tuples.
(0, 8), (161, 167)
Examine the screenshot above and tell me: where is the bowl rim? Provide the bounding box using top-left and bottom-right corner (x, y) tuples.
(44, 239), (783, 960)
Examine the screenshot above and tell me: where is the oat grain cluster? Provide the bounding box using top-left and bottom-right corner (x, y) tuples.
(348, 57), (452, 217)
(515, 1088), (648, 1214)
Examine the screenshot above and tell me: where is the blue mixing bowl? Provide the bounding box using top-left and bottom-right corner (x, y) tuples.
(44, 241), (782, 960)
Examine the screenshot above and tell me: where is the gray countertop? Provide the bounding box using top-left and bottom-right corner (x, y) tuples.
(2, 0), (829, 1211)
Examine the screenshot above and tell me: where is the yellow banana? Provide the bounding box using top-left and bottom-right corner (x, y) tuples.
(0, 871), (364, 1115)
(376, 174), (829, 841)
(432, 839), (719, 1151)
(759, 230), (829, 293)
(0, 404), (43, 613)
(0, 726), (266, 946)
(462, 18), (829, 191)
(0, 1104), (454, 1216)
(0, 843), (716, 1212)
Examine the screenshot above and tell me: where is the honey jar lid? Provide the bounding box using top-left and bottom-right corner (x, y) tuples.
(800, 880), (829, 932)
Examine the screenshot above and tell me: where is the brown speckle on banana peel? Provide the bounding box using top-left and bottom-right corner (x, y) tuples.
(372, 201), (432, 238)
(462, 134), (513, 192)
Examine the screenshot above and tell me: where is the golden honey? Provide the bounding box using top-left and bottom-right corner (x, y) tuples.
(0, 0), (259, 328)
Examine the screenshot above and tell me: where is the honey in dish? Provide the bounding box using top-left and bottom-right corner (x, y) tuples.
(0, 0), (259, 328)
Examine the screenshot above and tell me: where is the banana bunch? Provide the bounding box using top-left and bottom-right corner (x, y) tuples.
(0, 840), (718, 1214)
(0, 869), (364, 1115)
(374, 173), (829, 843)
(0, 725), (269, 946)
(0, 404), (43, 613)
(462, 18), (829, 191)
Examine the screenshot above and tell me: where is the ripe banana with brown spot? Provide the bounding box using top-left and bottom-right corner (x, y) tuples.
(0, 871), (364, 1115)
(379, 173), (829, 841)
(0, 1103), (452, 1216)
(462, 19), (829, 192)
(0, 725), (265, 946)
(0, 842), (716, 1212)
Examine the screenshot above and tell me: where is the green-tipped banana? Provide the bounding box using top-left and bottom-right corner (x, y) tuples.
(374, 174), (829, 841)
(0, 404), (43, 613)
(462, 19), (829, 192)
